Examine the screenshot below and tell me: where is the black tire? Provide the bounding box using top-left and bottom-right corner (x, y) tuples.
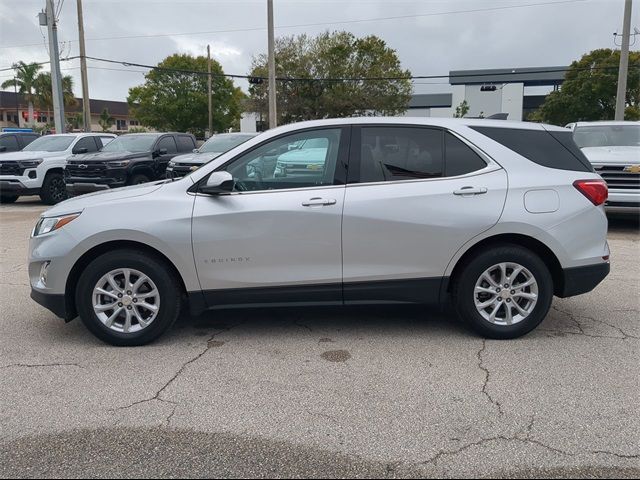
(39, 171), (68, 205)
(0, 194), (19, 204)
(128, 173), (150, 185)
(75, 249), (182, 346)
(452, 244), (553, 339)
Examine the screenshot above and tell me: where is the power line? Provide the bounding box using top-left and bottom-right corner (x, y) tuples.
(1, 55), (635, 84)
(0, 0), (588, 49)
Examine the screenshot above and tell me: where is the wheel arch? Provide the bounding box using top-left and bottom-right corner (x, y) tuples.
(64, 240), (188, 320)
(445, 233), (565, 299)
(129, 165), (155, 181)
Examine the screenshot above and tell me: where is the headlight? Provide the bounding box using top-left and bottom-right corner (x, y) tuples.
(33, 213), (81, 237)
(107, 160), (130, 167)
(19, 158), (44, 168)
(167, 161), (175, 168)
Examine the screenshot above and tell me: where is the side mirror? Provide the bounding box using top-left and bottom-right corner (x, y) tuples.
(193, 148), (200, 153)
(159, 148), (168, 155)
(200, 171), (234, 195)
(73, 147), (88, 154)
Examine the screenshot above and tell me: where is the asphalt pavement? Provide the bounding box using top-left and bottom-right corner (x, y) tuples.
(1, 198), (638, 478)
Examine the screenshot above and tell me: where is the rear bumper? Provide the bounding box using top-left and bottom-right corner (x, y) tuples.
(557, 262), (610, 298)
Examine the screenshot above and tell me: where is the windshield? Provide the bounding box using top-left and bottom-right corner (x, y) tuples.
(101, 135), (158, 153)
(573, 125), (640, 148)
(199, 134), (256, 153)
(23, 135), (74, 152)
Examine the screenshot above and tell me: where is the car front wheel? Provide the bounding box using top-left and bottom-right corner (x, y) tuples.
(75, 250), (182, 346)
(452, 244), (553, 339)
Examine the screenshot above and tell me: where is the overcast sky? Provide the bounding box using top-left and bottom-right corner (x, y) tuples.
(1, 0), (638, 102)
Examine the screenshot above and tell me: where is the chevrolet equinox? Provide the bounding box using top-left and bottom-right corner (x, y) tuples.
(28, 118), (610, 346)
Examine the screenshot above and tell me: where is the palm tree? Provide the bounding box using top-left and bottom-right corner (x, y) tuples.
(99, 108), (114, 132)
(1, 61), (42, 125)
(34, 72), (77, 122)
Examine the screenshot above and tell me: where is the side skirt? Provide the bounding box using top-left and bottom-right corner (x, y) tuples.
(188, 277), (447, 314)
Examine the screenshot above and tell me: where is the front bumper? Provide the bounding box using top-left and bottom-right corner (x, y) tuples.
(30, 288), (74, 320)
(166, 165), (198, 179)
(66, 182), (115, 195)
(0, 179), (39, 196)
(557, 262), (610, 298)
(605, 190), (640, 214)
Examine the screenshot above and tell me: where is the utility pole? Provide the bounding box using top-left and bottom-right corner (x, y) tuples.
(207, 44), (213, 138)
(267, 0), (277, 128)
(43, 0), (66, 133)
(14, 80), (20, 127)
(615, 0), (633, 120)
(76, 0), (91, 131)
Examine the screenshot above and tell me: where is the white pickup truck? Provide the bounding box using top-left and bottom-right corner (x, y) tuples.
(566, 121), (640, 215)
(0, 133), (115, 204)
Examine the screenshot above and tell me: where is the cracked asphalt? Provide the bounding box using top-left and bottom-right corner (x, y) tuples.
(1, 198), (639, 478)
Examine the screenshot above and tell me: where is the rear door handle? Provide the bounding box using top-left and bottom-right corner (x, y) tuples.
(302, 197), (337, 207)
(453, 186), (488, 196)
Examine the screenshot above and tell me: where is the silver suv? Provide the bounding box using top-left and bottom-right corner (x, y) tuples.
(28, 118), (610, 346)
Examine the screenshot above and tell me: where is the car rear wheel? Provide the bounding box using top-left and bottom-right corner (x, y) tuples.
(40, 172), (68, 205)
(76, 250), (182, 346)
(0, 194), (19, 204)
(452, 244), (553, 339)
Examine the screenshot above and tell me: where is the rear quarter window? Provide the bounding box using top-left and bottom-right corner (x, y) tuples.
(470, 126), (593, 172)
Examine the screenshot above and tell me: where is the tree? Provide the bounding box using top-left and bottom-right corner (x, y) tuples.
(531, 49), (640, 125)
(453, 100), (469, 118)
(67, 112), (84, 131)
(34, 72), (77, 119)
(246, 31), (412, 124)
(1, 61), (42, 125)
(127, 54), (243, 137)
(99, 108), (114, 132)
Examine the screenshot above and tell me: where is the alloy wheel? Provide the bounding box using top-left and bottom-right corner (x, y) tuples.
(92, 268), (160, 334)
(473, 262), (539, 326)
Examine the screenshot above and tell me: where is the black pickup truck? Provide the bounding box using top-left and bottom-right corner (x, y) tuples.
(65, 132), (196, 195)
(0, 131), (40, 153)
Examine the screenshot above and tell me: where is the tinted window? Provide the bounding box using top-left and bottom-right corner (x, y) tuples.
(157, 136), (177, 154)
(73, 136), (99, 153)
(0, 135), (19, 151)
(24, 134), (39, 145)
(225, 128), (342, 191)
(177, 135), (196, 152)
(471, 127), (591, 172)
(359, 127), (443, 183)
(445, 132), (487, 176)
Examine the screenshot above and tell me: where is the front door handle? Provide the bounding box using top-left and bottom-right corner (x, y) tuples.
(453, 186), (488, 196)
(302, 197), (337, 207)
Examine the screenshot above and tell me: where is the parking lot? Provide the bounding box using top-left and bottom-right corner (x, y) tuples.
(0, 198), (638, 478)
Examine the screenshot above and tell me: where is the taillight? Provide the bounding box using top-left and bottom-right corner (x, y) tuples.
(573, 179), (608, 206)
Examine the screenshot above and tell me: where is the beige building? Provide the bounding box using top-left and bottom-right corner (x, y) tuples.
(0, 90), (148, 133)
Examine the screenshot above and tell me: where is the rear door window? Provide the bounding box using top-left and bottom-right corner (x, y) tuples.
(357, 127), (443, 183)
(471, 126), (592, 172)
(177, 135), (196, 152)
(444, 132), (487, 176)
